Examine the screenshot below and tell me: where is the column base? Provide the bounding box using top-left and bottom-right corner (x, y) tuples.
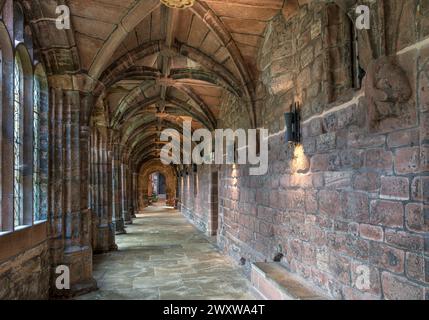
(50, 246), (98, 298)
(51, 278), (98, 299)
(115, 219), (126, 234)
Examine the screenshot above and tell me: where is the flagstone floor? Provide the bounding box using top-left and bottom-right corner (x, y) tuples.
(77, 206), (256, 300)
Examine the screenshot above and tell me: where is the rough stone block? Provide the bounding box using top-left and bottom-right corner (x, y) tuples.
(405, 203), (429, 233)
(319, 190), (342, 218)
(382, 272), (424, 300)
(380, 176), (410, 200)
(341, 191), (370, 223)
(359, 224), (384, 242)
(364, 149), (393, 173)
(394, 147), (421, 174)
(370, 242), (405, 273)
(370, 200), (404, 228)
(385, 229), (424, 252)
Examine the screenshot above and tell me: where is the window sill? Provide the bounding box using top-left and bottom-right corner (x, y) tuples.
(14, 225), (31, 232)
(0, 222), (48, 264)
(0, 230), (12, 237)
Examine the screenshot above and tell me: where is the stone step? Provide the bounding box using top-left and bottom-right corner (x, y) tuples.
(251, 262), (329, 300)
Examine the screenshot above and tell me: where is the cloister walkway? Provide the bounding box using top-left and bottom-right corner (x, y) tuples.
(77, 207), (255, 300)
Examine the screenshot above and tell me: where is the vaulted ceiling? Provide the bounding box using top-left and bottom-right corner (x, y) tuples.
(69, 0), (290, 169)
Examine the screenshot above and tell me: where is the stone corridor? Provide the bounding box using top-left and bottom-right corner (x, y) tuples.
(77, 207), (255, 300)
(0, 0), (428, 301)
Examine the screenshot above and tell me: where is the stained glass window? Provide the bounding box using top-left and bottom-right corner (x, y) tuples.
(33, 77), (41, 221)
(14, 54), (23, 227)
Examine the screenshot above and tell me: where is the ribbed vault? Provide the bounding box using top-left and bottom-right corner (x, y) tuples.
(77, 0), (291, 180)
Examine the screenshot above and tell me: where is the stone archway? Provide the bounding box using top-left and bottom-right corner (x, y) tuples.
(138, 160), (177, 209)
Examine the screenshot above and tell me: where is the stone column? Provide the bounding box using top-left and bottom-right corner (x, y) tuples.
(112, 142), (125, 234)
(89, 129), (96, 248)
(48, 75), (96, 297)
(105, 143), (117, 250)
(121, 162), (132, 225)
(131, 171), (138, 218)
(92, 132), (113, 253)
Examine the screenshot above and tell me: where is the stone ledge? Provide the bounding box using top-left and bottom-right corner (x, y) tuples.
(251, 262), (329, 300)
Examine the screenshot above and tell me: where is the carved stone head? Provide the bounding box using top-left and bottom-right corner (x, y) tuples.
(365, 56), (412, 125)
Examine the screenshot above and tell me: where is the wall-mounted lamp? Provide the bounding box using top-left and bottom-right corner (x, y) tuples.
(185, 167), (189, 175)
(284, 102), (301, 144)
(193, 164), (198, 173)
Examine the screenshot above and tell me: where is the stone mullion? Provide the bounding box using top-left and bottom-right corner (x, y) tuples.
(22, 72), (34, 226)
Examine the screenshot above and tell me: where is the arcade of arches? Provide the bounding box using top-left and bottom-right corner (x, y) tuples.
(0, 0), (428, 300)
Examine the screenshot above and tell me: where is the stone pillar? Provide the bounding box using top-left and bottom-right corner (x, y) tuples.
(91, 131), (116, 253)
(121, 162), (132, 224)
(105, 143), (117, 250)
(48, 76), (96, 297)
(112, 142), (125, 234)
(208, 170), (219, 236)
(130, 172), (138, 218)
(89, 129), (96, 249)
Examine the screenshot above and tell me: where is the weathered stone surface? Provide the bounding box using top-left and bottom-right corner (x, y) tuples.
(382, 272), (424, 300)
(0, 242), (49, 300)
(2, 0), (428, 301)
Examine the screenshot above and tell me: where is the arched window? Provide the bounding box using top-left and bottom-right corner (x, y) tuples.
(13, 53), (24, 227)
(326, 3), (366, 101)
(0, 1), (49, 233)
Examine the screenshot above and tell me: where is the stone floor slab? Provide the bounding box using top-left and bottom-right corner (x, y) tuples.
(77, 206), (256, 300)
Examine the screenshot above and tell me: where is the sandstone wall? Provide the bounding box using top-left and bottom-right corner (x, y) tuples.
(181, 166), (212, 235)
(0, 241), (49, 299)
(181, 1), (429, 300)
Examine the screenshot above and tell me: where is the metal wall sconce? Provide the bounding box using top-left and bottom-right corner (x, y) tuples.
(284, 102), (301, 144)
(193, 164), (198, 173)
